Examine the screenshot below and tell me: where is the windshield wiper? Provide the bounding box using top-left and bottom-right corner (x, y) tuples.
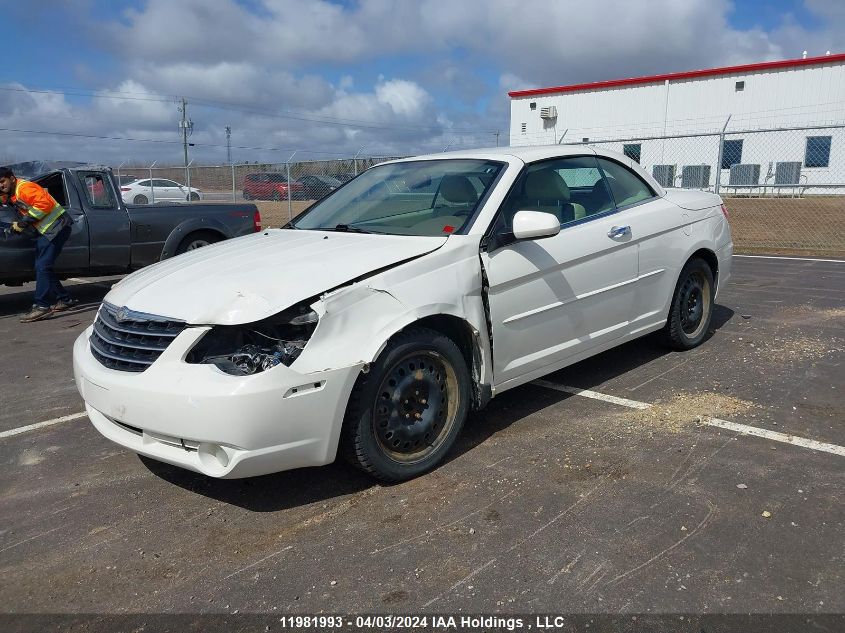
(327, 224), (376, 234)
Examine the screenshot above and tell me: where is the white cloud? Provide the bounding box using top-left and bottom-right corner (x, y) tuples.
(5, 0), (844, 164)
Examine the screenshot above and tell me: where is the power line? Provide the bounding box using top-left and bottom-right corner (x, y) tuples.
(0, 126), (492, 156)
(0, 84), (501, 134)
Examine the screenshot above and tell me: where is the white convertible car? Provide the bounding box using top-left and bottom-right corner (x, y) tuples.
(73, 146), (732, 481)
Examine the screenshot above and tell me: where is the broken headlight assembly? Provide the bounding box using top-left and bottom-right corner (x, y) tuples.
(185, 302), (319, 375)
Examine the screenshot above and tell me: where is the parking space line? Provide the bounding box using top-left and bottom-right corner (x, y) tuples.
(733, 255), (845, 263)
(533, 380), (845, 458)
(703, 418), (845, 456)
(0, 412), (87, 439)
(533, 380), (651, 409)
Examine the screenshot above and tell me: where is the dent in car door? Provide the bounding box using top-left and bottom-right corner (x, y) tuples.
(481, 156), (638, 389)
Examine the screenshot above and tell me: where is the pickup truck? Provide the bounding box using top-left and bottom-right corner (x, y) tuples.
(1, 166), (260, 285)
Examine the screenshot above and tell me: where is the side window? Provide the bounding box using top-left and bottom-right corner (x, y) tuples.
(596, 158), (654, 208)
(136, 180), (150, 187)
(501, 155), (614, 228)
(77, 173), (115, 209)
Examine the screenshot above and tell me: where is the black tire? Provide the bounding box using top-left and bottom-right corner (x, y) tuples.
(176, 230), (221, 255)
(663, 257), (715, 350)
(243, 191), (253, 200)
(188, 192), (200, 201)
(133, 194), (148, 204)
(341, 327), (470, 482)
(272, 191), (282, 201)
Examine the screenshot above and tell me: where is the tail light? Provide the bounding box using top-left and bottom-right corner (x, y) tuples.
(120, 187), (130, 191)
(720, 203), (730, 220)
(253, 210), (261, 232)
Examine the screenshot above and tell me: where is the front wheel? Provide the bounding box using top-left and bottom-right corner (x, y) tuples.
(662, 257), (714, 350)
(341, 327), (470, 482)
(188, 192), (200, 201)
(133, 194), (148, 204)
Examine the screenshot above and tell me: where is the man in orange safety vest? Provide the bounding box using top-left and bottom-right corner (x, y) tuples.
(0, 166), (76, 322)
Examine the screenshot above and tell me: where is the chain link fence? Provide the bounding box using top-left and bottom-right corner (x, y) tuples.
(115, 156), (405, 228)
(110, 122), (844, 256)
(563, 123), (845, 256)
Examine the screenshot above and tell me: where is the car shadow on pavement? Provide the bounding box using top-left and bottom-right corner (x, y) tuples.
(142, 304), (735, 512)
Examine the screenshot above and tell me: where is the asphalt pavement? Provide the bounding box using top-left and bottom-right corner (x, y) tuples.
(0, 257), (842, 629)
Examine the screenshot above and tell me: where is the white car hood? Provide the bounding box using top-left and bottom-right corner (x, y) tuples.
(106, 229), (448, 324)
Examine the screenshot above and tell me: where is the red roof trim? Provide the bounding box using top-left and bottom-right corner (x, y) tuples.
(508, 53), (845, 98)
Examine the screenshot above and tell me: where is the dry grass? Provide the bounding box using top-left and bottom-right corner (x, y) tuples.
(724, 196), (845, 257)
(253, 201), (313, 227)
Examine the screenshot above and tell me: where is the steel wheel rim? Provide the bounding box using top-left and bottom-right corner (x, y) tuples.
(185, 239), (210, 251)
(679, 271), (710, 336)
(372, 350), (460, 464)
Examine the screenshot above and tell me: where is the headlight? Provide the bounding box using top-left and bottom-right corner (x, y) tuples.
(185, 302), (319, 375)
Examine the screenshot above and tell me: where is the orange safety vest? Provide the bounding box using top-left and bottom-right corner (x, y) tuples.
(13, 178), (66, 235)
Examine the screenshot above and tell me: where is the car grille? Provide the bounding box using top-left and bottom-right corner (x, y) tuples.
(89, 302), (186, 372)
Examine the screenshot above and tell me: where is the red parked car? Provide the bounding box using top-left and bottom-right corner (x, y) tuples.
(242, 172), (304, 200)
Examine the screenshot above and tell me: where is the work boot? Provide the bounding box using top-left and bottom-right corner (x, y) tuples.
(51, 299), (79, 312)
(20, 305), (52, 323)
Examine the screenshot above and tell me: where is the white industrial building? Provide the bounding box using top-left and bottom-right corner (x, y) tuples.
(509, 53), (845, 193)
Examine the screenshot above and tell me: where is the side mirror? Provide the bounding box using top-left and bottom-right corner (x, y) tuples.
(511, 210), (561, 241)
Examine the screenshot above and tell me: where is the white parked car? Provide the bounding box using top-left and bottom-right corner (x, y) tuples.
(120, 178), (202, 204)
(73, 146), (732, 481)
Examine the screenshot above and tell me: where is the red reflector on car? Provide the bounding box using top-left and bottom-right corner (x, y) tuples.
(720, 203), (730, 220)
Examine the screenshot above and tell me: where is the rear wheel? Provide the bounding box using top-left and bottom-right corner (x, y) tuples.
(133, 194), (148, 204)
(188, 192), (200, 201)
(663, 257), (714, 350)
(341, 327), (470, 482)
(176, 230), (221, 254)
(272, 191), (282, 201)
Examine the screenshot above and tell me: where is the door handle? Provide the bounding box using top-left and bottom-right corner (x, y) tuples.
(608, 225), (631, 238)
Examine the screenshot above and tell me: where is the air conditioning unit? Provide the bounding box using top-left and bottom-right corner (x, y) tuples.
(539, 106), (557, 120)
(729, 164), (760, 186)
(681, 165), (711, 189)
(775, 162), (802, 185)
(652, 165), (676, 187)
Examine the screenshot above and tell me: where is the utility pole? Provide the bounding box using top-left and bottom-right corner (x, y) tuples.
(225, 125), (232, 164)
(495, 130), (500, 147)
(178, 97), (193, 190)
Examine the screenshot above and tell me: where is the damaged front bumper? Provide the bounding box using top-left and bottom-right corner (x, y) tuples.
(73, 325), (362, 478)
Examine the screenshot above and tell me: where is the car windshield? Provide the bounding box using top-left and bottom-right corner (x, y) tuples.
(292, 159), (504, 236)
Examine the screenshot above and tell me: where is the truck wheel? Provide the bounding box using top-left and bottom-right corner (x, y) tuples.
(272, 191), (282, 201)
(134, 195), (148, 204)
(176, 231), (221, 254)
(243, 191), (253, 200)
(662, 257), (714, 350)
(341, 327), (470, 482)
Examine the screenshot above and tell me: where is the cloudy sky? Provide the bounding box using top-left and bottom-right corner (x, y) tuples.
(2, 0), (843, 166)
